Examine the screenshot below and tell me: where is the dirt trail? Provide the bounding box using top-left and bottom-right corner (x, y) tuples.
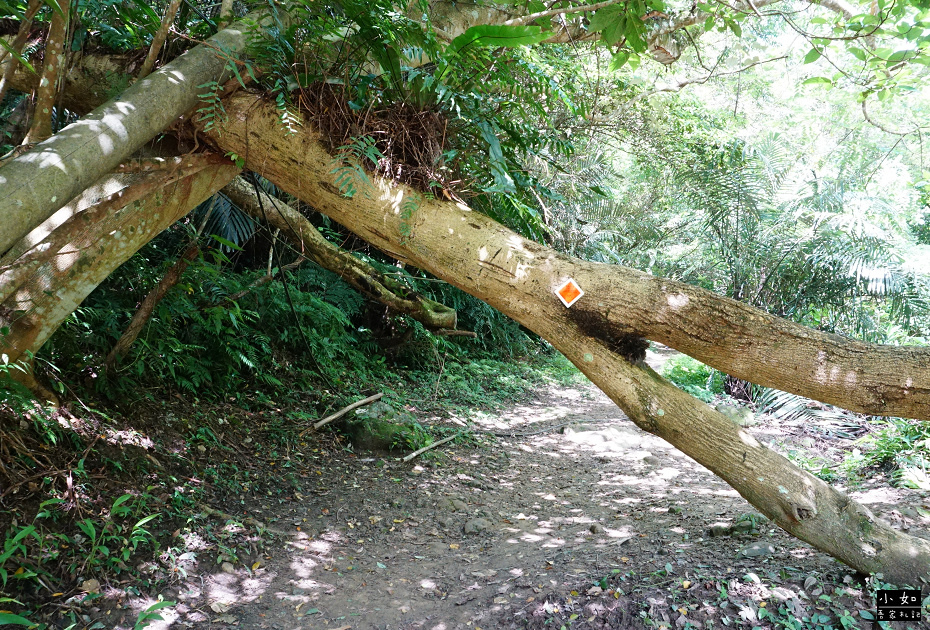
(151, 349), (928, 630)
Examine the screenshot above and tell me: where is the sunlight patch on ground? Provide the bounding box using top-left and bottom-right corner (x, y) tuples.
(850, 486), (907, 505)
(203, 566), (276, 618)
(288, 552), (321, 578)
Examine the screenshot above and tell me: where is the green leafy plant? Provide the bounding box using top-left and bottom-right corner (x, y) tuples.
(661, 355), (724, 402)
(331, 136), (383, 198)
(853, 418), (930, 488)
(0, 525), (41, 589)
(195, 80), (225, 133)
(73, 494), (160, 575)
(134, 599), (176, 630)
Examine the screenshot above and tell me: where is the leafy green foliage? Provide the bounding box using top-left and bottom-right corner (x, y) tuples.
(0, 493), (158, 597)
(854, 417), (930, 488)
(331, 136), (383, 198)
(0, 347), (38, 412)
(40, 212), (543, 402)
(196, 80), (225, 134)
(42, 230), (355, 398)
(247, 0), (580, 240)
(587, 0), (654, 54)
(661, 355), (724, 402)
(653, 135), (928, 342)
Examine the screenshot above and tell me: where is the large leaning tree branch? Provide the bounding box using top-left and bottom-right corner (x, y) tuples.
(0, 154), (228, 305)
(0, 10), (280, 257)
(208, 94), (930, 423)
(221, 176), (458, 330)
(204, 92), (930, 585)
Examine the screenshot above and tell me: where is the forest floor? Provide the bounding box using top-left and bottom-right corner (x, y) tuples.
(4, 348), (930, 629)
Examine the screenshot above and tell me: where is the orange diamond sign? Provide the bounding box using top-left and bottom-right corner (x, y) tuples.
(556, 278), (584, 307)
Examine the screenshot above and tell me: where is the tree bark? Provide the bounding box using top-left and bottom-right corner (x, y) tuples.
(0, 10), (274, 256)
(0, 158), (239, 377)
(204, 94), (930, 585)
(21, 0), (69, 144)
(221, 176), (458, 330)
(0, 154), (228, 304)
(209, 94), (930, 422)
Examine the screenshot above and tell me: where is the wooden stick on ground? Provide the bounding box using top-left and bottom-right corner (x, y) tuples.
(402, 433), (460, 463)
(299, 392), (383, 436)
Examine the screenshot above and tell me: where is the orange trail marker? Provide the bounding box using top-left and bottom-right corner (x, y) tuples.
(556, 279), (584, 307)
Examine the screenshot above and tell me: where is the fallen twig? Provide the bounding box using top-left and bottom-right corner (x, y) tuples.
(482, 420), (576, 437)
(300, 393), (383, 435)
(402, 432), (461, 462)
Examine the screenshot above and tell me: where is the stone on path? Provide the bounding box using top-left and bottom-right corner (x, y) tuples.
(739, 541), (776, 558)
(464, 518), (491, 534)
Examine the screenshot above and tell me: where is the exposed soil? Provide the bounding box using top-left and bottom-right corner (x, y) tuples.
(135, 348), (928, 630)
(6, 348), (929, 629)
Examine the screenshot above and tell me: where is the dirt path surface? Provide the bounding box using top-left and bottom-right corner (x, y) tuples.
(152, 349), (928, 630)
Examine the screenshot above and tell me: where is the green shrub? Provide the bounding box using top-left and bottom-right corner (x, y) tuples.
(851, 417), (930, 488)
(661, 355), (724, 403)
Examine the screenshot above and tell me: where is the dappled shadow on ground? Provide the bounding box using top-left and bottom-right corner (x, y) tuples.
(121, 350), (929, 630)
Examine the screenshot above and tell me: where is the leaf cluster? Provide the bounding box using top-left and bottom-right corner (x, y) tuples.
(246, 0), (582, 239)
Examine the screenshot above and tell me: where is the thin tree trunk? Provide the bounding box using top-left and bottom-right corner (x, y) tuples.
(104, 241), (199, 371)
(206, 94), (930, 585)
(22, 0), (70, 144)
(137, 0), (184, 80)
(221, 176), (458, 330)
(0, 0), (43, 104)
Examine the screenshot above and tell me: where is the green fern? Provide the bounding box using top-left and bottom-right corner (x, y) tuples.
(399, 192), (421, 243)
(331, 136), (384, 198)
(196, 81), (225, 134)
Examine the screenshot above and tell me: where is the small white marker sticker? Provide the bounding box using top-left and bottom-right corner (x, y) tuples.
(556, 278), (584, 307)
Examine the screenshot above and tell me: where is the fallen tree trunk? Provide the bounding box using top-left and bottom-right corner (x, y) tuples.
(206, 93), (930, 585)
(221, 176), (458, 330)
(208, 96), (930, 423)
